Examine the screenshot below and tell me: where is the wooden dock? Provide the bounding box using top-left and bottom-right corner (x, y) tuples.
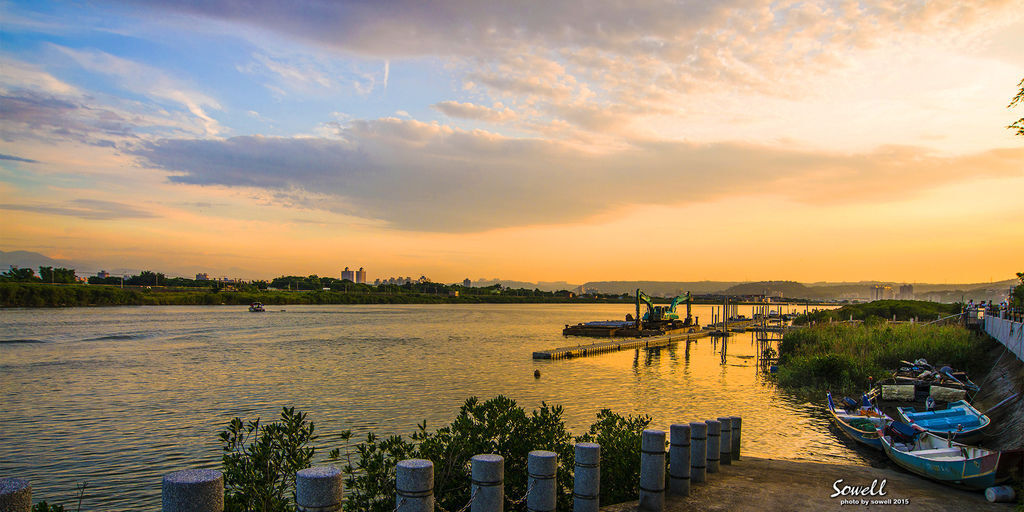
(534, 319), (758, 360)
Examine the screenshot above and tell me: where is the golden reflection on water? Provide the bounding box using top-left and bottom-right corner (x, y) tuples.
(0, 303), (867, 510)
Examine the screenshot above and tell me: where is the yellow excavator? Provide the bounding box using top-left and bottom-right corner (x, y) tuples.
(633, 289), (698, 330)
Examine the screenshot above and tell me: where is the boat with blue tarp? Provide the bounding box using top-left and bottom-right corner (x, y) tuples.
(896, 400), (990, 444)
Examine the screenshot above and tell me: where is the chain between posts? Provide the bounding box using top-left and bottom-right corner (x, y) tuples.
(510, 478), (534, 508)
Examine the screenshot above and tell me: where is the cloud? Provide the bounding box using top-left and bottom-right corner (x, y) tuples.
(432, 101), (515, 122)
(132, 117), (1024, 232)
(0, 199), (158, 220)
(0, 154), (40, 163)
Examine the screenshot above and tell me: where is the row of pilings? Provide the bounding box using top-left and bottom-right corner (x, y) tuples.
(0, 417), (741, 512)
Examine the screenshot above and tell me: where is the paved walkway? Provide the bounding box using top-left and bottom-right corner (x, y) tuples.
(600, 456), (1012, 511)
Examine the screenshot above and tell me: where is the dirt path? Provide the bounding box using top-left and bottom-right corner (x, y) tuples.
(599, 456), (1013, 512)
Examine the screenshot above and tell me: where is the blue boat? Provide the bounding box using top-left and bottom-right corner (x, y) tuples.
(896, 400), (990, 444)
(826, 391), (888, 450)
(879, 421), (1003, 490)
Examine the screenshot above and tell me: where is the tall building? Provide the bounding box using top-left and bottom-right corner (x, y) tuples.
(463, 278), (472, 287)
(355, 267), (367, 284)
(898, 284), (914, 300)
(341, 267), (355, 282)
(871, 285), (895, 301)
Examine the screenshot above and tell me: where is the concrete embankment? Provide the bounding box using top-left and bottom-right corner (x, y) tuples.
(599, 456), (1012, 511)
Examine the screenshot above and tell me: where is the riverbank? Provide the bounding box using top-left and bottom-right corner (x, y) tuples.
(601, 456), (1012, 511)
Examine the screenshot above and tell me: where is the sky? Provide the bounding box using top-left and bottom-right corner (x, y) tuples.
(1, 0), (1023, 284)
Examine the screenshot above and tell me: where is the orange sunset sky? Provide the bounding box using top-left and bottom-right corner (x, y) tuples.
(1, 1), (1023, 284)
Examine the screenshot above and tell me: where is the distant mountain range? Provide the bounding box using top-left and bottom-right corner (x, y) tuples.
(2, 250), (1016, 301)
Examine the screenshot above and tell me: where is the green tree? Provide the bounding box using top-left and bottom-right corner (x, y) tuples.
(1010, 77), (1024, 136)
(1011, 272), (1024, 309)
(0, 266), (38, 282)
(38, 266), (76, 284)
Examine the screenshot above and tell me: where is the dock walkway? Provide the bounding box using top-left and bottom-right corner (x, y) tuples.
(534, 320), (758, 360)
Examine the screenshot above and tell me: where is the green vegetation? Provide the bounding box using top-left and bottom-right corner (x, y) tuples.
(1012, 272), (1024, 309)
(794, 300), (958, 325)
(220, 407), (316, 512)
(776, 323), (994, 393)
(221, 397), (651, 511)
(1010, 77), (1024, 137)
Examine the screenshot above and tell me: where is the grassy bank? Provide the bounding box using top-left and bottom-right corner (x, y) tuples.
(776, 323), (995, 394)
(0, 282), (630, 308)
(794, 300), (959, 325)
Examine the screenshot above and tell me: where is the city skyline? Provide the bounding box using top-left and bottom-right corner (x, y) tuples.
(2, 1), (1023, 284)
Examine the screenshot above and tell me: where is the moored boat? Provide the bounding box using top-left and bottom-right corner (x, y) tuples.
(878, 421), (1003, 490)
(826, 391), (888, 450)
(896, 400), (989, 444)
(248, 302), (266, 312)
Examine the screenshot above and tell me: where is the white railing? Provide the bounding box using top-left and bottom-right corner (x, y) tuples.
(984, 315), (1024, 363)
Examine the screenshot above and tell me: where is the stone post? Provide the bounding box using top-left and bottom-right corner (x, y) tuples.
(689, 422), (707, 484)
(717, 417), (732, 465)
(527, 450), (556, 512)
(705, 420), (721, 473)
(573, 443), (600, 512)
(296, 465), (343, 512)
(730, 416), (742, 460)
(161, 469), (224, 512)
(471, 454), (504, 512)
(638, 429), (666, 511)
(668, 424), (691, 496)
(396, 459), (434, 512)
(0, 478), (31, 512)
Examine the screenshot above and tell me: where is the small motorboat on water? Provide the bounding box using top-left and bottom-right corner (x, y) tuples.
(896, 400), (990, 444)
(878, 420), (1004, 490)
(248, 302), (266, 312)
(826, 391), (889, 450)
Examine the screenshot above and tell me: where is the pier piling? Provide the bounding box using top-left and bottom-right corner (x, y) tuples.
(296, 465), (343, 512)
(689, 422), (707, 484)
(639, 429), (666, 511)
(706, 420), (721, 473)
(396, 459), (434, 512)
(0, 478), (31, 512)
(161, 469), (224, 512)
(718, 417), (733, 465)
(527, 450), (557, 512)
(574, 443), (600, 512)
(668, 424), (691, 497)
(471, 454), (504, 512)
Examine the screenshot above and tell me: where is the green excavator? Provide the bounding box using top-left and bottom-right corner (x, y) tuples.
(634, 289), (697, 329)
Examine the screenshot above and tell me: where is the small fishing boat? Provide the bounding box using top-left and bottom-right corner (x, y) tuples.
(248, 302), (266, 312)
(896, 400), (990, 444)
(878, 421), (1003, 490)
(826, 391), (888, 449)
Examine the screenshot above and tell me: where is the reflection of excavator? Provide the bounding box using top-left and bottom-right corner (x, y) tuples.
(632, 289), (699, 331)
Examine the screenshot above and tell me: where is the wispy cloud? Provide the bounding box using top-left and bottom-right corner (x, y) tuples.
(0, 154), (40, 163)
(0, 199), (157, 220)
(432, 101), (515, 122)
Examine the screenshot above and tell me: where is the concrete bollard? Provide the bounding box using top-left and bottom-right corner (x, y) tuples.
(296, 465), (343, 512)
(638, 429), (666, 511)
(527, 450), (557, 512)
(471, 454), (504, 512)
(689, 422), (707, 484)
(161, 469), (224, 512)
(574, 443), (600, 512)
(717, 417), (732, 465)
(705, 420), (721, 473)
(668, 424), (691, 496)
(0, 478), (31, 512)
(396, 459), (434, 512)
(730, 416), (742, 460)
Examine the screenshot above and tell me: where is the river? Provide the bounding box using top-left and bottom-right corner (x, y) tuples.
(0, 303), (865, 510)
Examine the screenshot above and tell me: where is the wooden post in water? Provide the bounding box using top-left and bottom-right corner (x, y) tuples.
(574, 443), (600, 512)
(470, 454), (503, 512)
(527, 451), (557, 512)
(689, 422), (707, 483)
(638, 429), (666, 511)
(705, 420), (721, 473)
(669, 424), (691, 496)
(396, 459), (434, 512)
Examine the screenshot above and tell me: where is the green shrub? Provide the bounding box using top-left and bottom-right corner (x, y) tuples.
(575, 409), (651, 504)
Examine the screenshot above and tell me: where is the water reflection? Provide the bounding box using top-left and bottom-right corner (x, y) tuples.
(1, 303), (860, 510)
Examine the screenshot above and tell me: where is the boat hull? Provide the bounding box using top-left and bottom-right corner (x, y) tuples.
(879, 430), (1002, 490)
(896, 400), (989, 444)
(826, 393), (886, 450)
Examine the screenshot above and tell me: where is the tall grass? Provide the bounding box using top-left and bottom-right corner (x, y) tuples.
(776, 323), (991, 393)
(794, 300), (958, 325)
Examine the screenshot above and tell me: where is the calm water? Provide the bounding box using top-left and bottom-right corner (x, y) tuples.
(0, 303), (866, 510)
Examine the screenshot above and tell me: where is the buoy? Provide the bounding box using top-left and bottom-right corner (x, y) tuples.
(534, 369), (541, 378)
(985, 485), (1016, 503)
